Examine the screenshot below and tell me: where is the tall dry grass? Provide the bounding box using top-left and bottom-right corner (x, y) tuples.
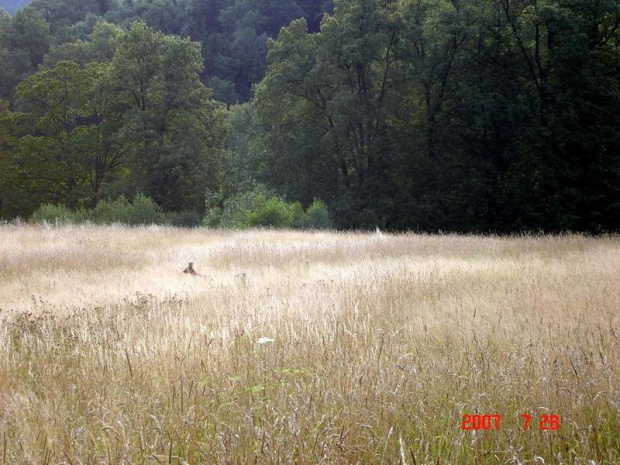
(0, 225), (619, 464)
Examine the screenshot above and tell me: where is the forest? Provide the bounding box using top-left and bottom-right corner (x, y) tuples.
(0, 0), (619, 232)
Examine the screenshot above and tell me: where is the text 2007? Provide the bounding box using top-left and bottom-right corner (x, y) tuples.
(461, 414), (560, 430)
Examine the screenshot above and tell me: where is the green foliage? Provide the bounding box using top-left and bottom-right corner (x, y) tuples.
(251, 0), (620, 232)
(167, 209), (202, 228)
(5, 60), (120, 215)
(90, 195), (130, 223)
(203, 186), (333, 230)
(2, 22), (225, 221)
(30, 0), (113, 30)
(297, 200), (333, 229)
(30, 202), (76, 224)
(244, 195), (304, 228)
(92, 0), (332, 103)
(255, 1), (403, 225)
(216, 103), (268, 199)
(209, 76), (238, 106)
(88, 194), (168, 225)
(2, 0), (620, 232)
(120, 193), (167, 225)
(103, 21), (226, 212)
(0, 7), (49, 66)
(31, 193), (168, 225)
(203, 186), (267, 229)
(0, 6), (50, 99)
(42, 21), (121, 67)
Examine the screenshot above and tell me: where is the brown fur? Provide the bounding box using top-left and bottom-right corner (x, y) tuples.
(183, 262), (197, 275)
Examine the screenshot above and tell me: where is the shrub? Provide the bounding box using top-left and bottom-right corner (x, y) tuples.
(202, 205), (223, 228)
(168, 210), (202, 228)
(202, 189), (224, 228)
(91, 196), (131, 224)
(204, 186), (276, 229)
(31, 194), (168, 226)
(296, 200), (333, 230)
(31, 204), (77, 225)
(126, 193), (167, 225)
(244, 195), (304, 228)
(204, 188), (333, 230)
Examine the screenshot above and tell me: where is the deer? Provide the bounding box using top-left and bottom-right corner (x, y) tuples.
(183, 262), (198, 276)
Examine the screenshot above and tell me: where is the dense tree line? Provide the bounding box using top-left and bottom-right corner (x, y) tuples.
(0, 0), (619, 232)
(1, 0), (333, 102)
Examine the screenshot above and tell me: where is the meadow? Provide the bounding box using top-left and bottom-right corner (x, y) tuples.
(0, 225), (619, 464)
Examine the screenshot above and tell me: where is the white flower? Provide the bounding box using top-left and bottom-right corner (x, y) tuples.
(256, 337), (275, 345)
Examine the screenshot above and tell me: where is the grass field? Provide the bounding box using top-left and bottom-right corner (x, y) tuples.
(0, 225), (619, 464)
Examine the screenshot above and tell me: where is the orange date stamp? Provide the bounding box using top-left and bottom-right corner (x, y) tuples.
(461, 414), (560, 430)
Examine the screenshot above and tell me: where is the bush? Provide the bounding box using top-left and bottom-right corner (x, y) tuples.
(32, 194), (168, 226)
(296, 200), (333, 230)
(125, 193), (167, 225)
(204, 188), (333, 230)
(32, 193), (334, 230)
(203, 186), (275, 229)
(31, 204), (77, 225)
(90, 196), (131, 224)
(168, 210), (202, 228)
(244, 195), (304, 228)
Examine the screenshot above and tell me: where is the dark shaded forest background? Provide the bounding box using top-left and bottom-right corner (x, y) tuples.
(0, 0), (618, 232)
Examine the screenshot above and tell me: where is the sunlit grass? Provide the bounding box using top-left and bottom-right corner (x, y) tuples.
(0, 225), (619, 463)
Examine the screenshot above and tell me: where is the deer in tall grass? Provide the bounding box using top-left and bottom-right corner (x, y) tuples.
(183, 262), (198, 276)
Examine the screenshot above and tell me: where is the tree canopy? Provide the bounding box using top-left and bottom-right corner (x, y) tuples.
(0, 0), (618, 232)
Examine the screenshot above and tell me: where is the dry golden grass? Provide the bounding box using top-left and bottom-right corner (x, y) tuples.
(0, 225), (619, 464)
